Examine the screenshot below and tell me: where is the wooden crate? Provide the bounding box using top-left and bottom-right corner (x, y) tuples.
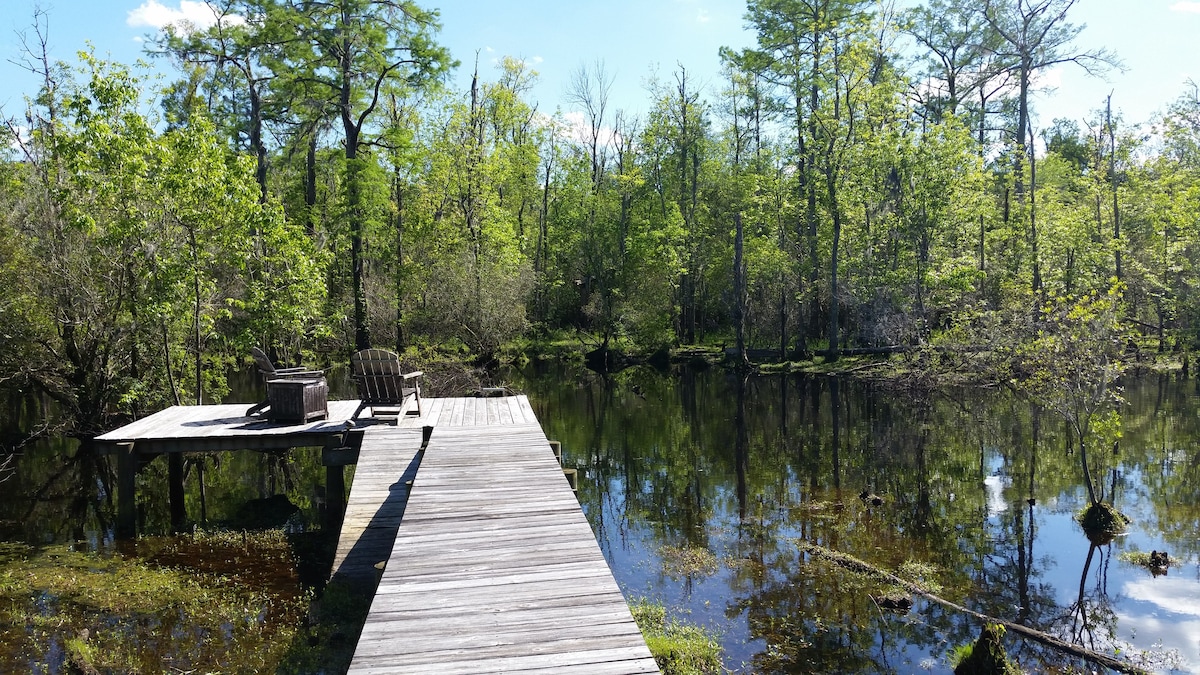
(267, 377), (328, 423)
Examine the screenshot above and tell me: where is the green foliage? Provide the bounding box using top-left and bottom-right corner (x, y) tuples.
(0, 45), (326, 427)
(1013, 288), (1127, 413)
(7, 0), (1200, 407)
(631, 598), (725, 675)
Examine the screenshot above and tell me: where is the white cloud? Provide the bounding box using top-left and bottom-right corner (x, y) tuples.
(1170, 1), (1200, 13)
(697, 8), (711, 23)
(1124, 577), (1200, 616)
(127, 1), (243, 32)
(983, 475), (1008, 516)
(561, 110), (622, 149)
(5, 124), (29, 156)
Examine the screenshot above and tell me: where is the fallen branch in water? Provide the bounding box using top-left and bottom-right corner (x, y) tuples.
(796, 540), (1148, 675)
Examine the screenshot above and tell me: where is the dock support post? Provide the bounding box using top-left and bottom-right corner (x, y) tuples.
(168, 453), (186, 531)
(116, 443), (137, 538)
(326, 464), (346, 531)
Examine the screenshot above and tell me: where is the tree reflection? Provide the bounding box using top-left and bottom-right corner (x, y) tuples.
(519, 363), (1193, 673)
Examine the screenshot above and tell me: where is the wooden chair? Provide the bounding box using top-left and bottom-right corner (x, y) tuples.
(350, 349), (423, 420)
(247, 347), (324, 417)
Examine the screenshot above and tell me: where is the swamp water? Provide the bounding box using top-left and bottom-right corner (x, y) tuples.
(522, 363), (1200, 674)
(1, 363), (1198, 673)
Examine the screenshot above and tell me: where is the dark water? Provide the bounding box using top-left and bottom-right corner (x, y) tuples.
(518, 363), (1200, 674)
(0, 367), (353, 544)
(3, 363), (1199, 673)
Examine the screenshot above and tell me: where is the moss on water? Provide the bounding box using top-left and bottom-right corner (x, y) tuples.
(0, 531), (307, 674)
(659, 545), (720, 579)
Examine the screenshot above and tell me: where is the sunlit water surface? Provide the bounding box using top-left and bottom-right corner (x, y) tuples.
(518, 363), (1200, 674)
(2, 364), (1199, 673)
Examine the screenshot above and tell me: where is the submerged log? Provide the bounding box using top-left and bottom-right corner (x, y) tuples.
(797, 541), (1149, 675)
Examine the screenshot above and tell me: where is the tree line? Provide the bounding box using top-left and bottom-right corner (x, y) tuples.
(3, 0), (1199, 436)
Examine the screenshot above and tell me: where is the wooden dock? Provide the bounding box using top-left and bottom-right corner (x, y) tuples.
(94, 395), (658, 673)
(343, 397), (659, 674)
(94, 400), (361, 452)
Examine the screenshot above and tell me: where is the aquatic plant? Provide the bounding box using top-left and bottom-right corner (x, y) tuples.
(631, 598), (724, 674)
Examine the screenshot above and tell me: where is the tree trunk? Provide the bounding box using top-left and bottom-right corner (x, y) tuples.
(1029, 120), (1041, 293)
(394, 174), (407, 353)
(1078, 429), (1099, 506)
(305, 135), (318, 239)
(734, 213), (749, 369)
(1108, 95), (1122, 282)
(826, 165), (842, 362)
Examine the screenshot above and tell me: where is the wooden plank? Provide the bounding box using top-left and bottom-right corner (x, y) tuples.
(422, 397), (446, 428)
(496, 396), (514, 425)
(503, 396), (523, 425)
(330, 427), (425, 583)
(448, 397), (466, 427)
(464, 397), (478, 427)
(517, 395), (536, 424)
(347, 418), (655, 674)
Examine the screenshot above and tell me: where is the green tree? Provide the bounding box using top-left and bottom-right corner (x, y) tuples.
(981, 0), (1117, 293)
(3, 48), (320, 433)
(1012, 289), (1127, 507)
(280, 0), (452, 350)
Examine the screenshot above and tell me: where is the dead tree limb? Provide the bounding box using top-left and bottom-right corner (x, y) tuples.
(796, 540), (1148, 675)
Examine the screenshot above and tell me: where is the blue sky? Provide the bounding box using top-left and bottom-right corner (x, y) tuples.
(1, 0), (1197, 134)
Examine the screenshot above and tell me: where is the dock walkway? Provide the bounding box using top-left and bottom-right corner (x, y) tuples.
(94, 395), (657, 673)
(344, 397), (659, 674)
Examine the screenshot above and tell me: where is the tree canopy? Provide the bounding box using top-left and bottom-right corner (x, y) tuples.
(2, 0), (1198, 437)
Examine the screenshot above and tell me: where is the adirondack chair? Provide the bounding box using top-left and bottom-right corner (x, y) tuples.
(247, 347), (325, 417)
(350, 349), (423, 420)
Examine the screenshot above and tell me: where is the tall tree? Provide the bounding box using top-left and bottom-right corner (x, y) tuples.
(154, 0), (284, 203)
(982, 0), (1117, 292)
(282, 0), (451, 350)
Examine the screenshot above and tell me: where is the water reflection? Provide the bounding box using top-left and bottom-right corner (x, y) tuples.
(520, 364), (1198, 674)
(3, 361), (1199, 672)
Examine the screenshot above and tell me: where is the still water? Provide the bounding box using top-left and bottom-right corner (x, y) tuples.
(519, 363), (1200, 674)
(2, 363), (1199, 673)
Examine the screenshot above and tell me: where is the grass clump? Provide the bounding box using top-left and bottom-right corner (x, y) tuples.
(659, 545), (720, 580)
(631, 598), (724, 674)
(1119, 549), (1172, 575)
(1077, 502), (1131, 540)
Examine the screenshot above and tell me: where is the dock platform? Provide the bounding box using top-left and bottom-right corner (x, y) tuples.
(345, 396), (659, 674)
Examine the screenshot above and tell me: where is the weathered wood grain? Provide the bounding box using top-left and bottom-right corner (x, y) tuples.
(346, 418), (657, 674)
(96, 396), (656, 674)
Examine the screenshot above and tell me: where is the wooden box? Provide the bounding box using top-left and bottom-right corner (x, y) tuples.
(267, 377), (328, 423)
